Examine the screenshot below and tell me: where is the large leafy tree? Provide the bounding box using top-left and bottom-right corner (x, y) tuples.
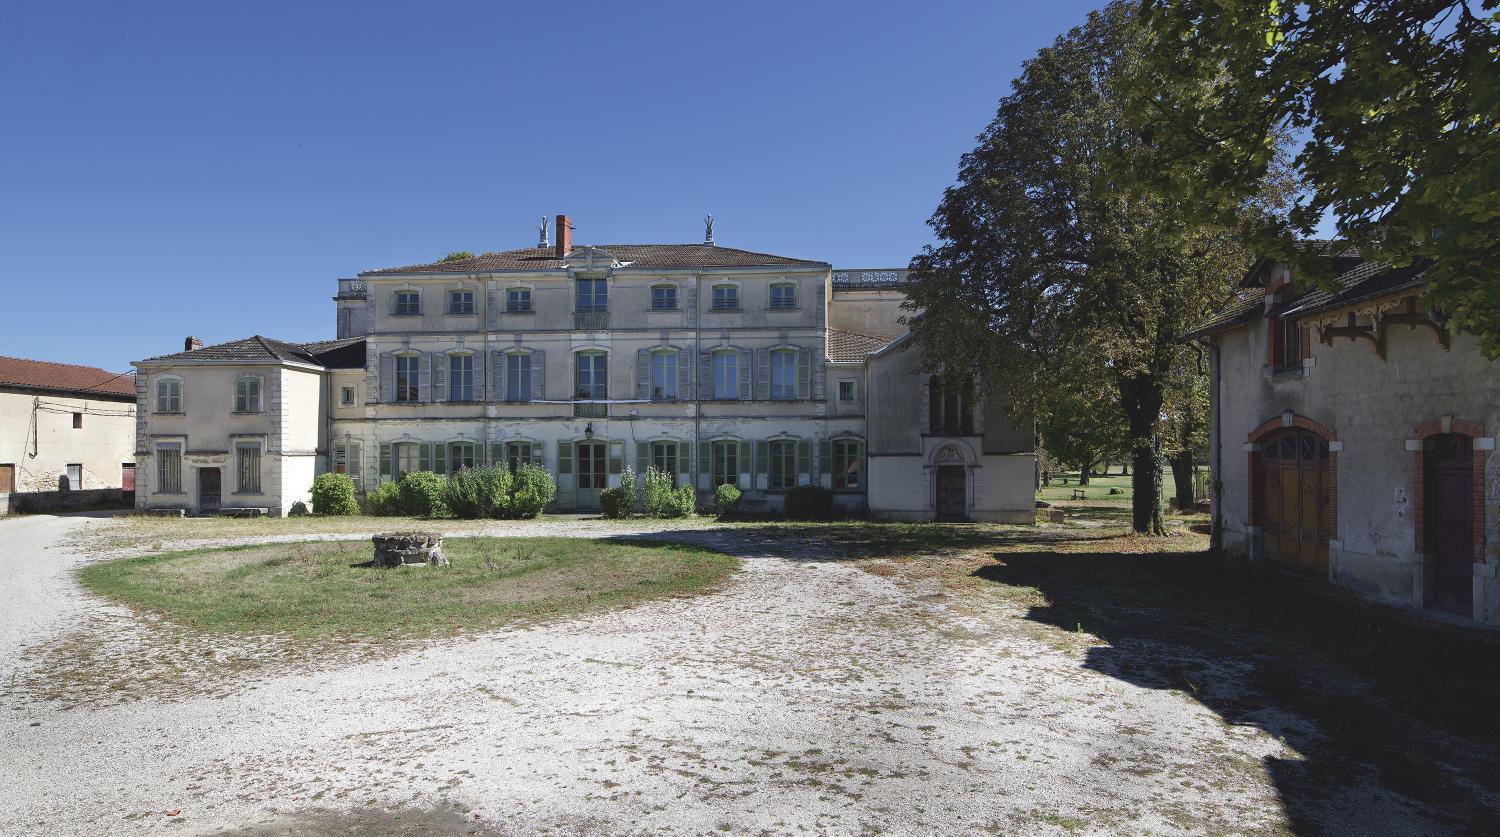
(1129, 0), (1500, 354)
(907, 1), (1256, 534)
(1038, 371), (1130, 487)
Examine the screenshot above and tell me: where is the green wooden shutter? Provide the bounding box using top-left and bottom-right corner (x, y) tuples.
(557, 440), (573, 474)
(797, 439), (811, 484)
(489, 442), (503, 469)
(756, 440), (770, 479)
(434, 442), (448, 476)
(418, 442), (430, 473)
(698, 441), (711, 478)
(738, 440), (751, 484)
(379, 443), (392, 482)
(637, 442), (649, 473)
(677, 442), (691, 486)
(819, 439), (832, 478)
(608, 440), (623, 475)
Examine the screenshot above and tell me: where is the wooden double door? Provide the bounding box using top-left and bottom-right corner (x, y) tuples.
(1426, 434), (1475, 617)
(1258, 429), (1332, 576)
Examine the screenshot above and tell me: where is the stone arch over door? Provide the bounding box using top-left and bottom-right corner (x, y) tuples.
(927, 441), (977, 521)
(1247, 413), (1338, 577)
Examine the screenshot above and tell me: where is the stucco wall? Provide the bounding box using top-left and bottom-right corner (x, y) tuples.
(828, 288), (910, 338)
(0, 389), (136, 494)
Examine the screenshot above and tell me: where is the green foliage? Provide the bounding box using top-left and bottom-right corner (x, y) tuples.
(640, 467), (694, 518)
(310, 473), (359, 516)
(443, 466), (513, 519)
(714, 483), (743, 518)
(367, 481), (402, 517)
(783, 485), (834, 520)
(440, 251), (475, 262)
(1038, 371), (1129, 484)
(505, 463), (555, 519)
(397, 471), (449, 518)
(599, 487), (631, 519)
(618, 466), (639, 515)
(1127, 0), (1500, 355)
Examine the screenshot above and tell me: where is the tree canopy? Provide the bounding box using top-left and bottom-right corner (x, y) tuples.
(1128, 0), (1500, 354)
(441, 251), (475, 262)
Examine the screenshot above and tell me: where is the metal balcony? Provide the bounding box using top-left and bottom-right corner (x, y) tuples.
(574, 309), (609, 331)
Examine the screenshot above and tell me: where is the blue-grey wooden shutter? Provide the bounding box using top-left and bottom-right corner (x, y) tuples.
(797, 439), (811, 484)
(755, 348), (770, 400)
(433, 352), (448, 402)
(380, 352), (394, 403)
(637, 442), (649, 473)
(379, 443), (392, 482)
(557, 440), (573, 474)
(608, 441), (623, 476)
(797, 348), (811, 400)
(700, 351), (714, 399)
(819, 439), (833, 482)
(419, 352), (433, 402)
(698, 441), (711, 487)
(739, 350), (753, 401)
(677, 442), (691, 488)
(433, 442), (448, 475)
(531, 350), (545, 401)
(738, 440), (751, 486)
(486, 286), (500, 329)
(756, 440), (770, 485)
(418, 442), (430, 472)
(636, 348), (652, 399)
(677, 350), (692, 401)
(811, 351), (825, 401)
(490, 351), (504, 401)
(473, 351), (486, 402)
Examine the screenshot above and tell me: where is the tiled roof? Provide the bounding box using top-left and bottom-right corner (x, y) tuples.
(363, 244), (827, 275)
(1281, 261), (1428, 319)
(139, 336), (366, 369)
(826, 328), (899, 362)
(1240, 239), (1364, 287)
(1181, 292), (1267, 340)
(0, 356), (136, 400)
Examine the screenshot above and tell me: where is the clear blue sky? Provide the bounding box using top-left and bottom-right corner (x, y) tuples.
(0, 0), (1102, 370)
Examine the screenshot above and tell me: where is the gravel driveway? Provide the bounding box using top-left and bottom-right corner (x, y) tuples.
(0, 512), (1302, 836)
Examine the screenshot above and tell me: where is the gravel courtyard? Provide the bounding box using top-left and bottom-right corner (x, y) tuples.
(2, 512), (1496, 836)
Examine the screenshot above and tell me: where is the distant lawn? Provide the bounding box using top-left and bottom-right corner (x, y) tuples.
(79, 536), (738, 637)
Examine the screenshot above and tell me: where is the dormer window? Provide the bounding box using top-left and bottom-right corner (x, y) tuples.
(448, 290), (474, 314)
(394, 290), (420, 316)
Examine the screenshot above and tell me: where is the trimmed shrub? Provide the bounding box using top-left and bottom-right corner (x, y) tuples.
(506, 462), (555, 519)
(367, 481), (402, 516)
(618, 466), (638, 515)
(783, 484), (834, 520)
(599, 486), (630, 519)
(310, 472), (359, 516)
(398, 471), (449, 518)
(714, 483), (742, 518)
(672, 485), (697, 517)
(288, 500), (310, 517)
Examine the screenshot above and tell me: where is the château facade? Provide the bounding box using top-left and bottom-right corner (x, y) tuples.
(132, 216), (1036, 520)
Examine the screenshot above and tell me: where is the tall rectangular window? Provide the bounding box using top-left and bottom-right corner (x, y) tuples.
(713, 351), (738, 399)
(838, 380), (856, 402)
(651, 285), (678, 310)
(393, 442), (420, 482)
(235, 377), (261, 413)
(651, 351), (677, 400)
(394, 291), (420, 315)
(448, 290), (475, 314)
(929, 376), (973, 434)
(334, 442), (362, 489)
(157, 445), (182, 494)
(155, 379), (181, 413)
(712, 440), (738, 488)
(507, 288), (532, 313)
(448, 354), (474, 401)
(576, 278), (607, 311)
(236, 444), (261, 494)
(506, 442), (535, 471)
(340, 386), (356, 406)
(712, 285), (739, 310)
(506, 353), (531, 402)
(769, 283), (796, 309)
(770, 349), (797, 400)
(449, 443), (476, 473)
(769, 440), (797, 490)
(65, 464), (82, 490)
(651, 441), (678, 482)
(833, 440), (862, 489)
(395, 355), (420, 402)
(576, 352), (607, 399)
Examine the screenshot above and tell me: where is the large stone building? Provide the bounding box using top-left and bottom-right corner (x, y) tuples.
(0, 355), (137, 513)
(1188, 244), (1500, 624)
(133, 216), (1035, 521)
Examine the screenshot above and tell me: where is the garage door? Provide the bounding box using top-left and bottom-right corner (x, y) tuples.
(1259, 429), (1332, 576)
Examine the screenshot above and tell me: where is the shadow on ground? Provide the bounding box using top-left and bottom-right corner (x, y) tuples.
(976, 550), (1500, 836)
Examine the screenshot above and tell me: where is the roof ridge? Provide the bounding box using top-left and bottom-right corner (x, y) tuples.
(0, 354), (126, 374)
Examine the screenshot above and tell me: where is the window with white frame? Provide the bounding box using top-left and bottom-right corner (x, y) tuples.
(506, 441), (536, 471)
(507, 287), (532, 312)
(448, 354), (474, 401)
(234, 376), (262, 413)
(394, 290), (420, 315)
(392, 441), (420, 482)
(769, 439), (797, 490)
(395, 354), (420, 402)
(651, 351), (677, 400)
(712, 440), (738, 488)
(340, 386), (356, 407)
(506, 352), (531, 402)
(838, 379), (856, 402)
(333, 442), (362, 489)
(711, 285), (739, 310)
(576, 351), (607, 399)
(713, 351), (738, 399)
(156, 443), (182, 493)
(651, 285), (678, 310)
(770, 349), (797, 400)
(155, 378), (182, 413)
(833, 439), (863, 489)
(448, 289), (475, 314)
(235, 443), (261, 494)
(448, 442), (476, 473)
(651, 441), (678, 482)
(769, 283), (797, 309)
(576, 278), (607, 311)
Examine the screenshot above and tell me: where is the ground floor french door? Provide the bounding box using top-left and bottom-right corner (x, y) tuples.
(1258, 429), (1332, 576)
(575, 442), (606, 511)
(1426, 433), (1475, 617)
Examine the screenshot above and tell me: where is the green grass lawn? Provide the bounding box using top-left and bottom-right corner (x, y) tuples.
(79, 536), (738, 637)
(1036, 470), (1135, 504)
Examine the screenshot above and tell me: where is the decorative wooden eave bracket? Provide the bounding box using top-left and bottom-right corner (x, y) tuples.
(1313, 295), (1450, 359)
(1378, 296), (1450, 352)
(1319, 312), (1385, 358)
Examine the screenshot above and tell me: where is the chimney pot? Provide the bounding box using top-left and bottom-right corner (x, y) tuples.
(185, 336), (203, 352)
(554, 214), (572, 258)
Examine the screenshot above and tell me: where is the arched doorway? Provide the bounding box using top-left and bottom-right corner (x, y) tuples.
(1425, 433), (1475, 617)
(931, 443), (971, 521)
(1256, 428), (1332, 576)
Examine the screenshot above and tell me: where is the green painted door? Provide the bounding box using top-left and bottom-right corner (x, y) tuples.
(575, 441), (607, 510)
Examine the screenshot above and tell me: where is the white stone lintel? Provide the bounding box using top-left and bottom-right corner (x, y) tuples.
(1328, 441), (1344, 452)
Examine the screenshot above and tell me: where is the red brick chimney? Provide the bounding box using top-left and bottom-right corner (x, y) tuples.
(554, 214), (572, 258)
(184, 336), (203, 352)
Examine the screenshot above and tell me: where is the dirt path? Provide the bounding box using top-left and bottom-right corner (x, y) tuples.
(0, 513), (1303, 836)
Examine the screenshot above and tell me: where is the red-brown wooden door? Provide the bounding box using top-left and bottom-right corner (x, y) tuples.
(0, 464), (14, 494)
(936, 466), (966, 520)
(1259, 430), (1332, 576)
(1426, 434), (1474, 617)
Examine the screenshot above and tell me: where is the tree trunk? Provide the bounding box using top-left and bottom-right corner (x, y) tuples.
(1118, 374), (1166, 535)
(1170, 450), (1195, 510)
(1078, 456), (1093, 486)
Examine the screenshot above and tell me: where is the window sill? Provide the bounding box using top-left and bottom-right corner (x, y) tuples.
(710, 307), (741, 313)
(647, 307), (680, 313)
(390, 312), (422, 317)
(504, 309), (535, 315)
(230, 411), (265, 416)
(445, 311), (478, 317)
(768, 306), (800, 312)
(154, 411), (185, 417)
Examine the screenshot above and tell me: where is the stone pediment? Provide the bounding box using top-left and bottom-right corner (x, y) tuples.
(563, 246), (631, 273)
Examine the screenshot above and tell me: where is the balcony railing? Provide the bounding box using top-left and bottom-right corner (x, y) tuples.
(573, 402), (608, 418)
(574, 309), (609, 330)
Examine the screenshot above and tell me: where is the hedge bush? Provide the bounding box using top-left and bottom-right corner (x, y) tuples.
(640, 467), (694, 518)
(443, 466), (513, 519)
(714, 483), (742, 518)
(599, 486), (631, 519)
(617, 466), (638, 515)
(505, 462), (555, 519)
(397, 471), (449, 518)
(310, 472), (360, 516)
(367, 481), (402, 516)
(783, 484), (835, 520)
